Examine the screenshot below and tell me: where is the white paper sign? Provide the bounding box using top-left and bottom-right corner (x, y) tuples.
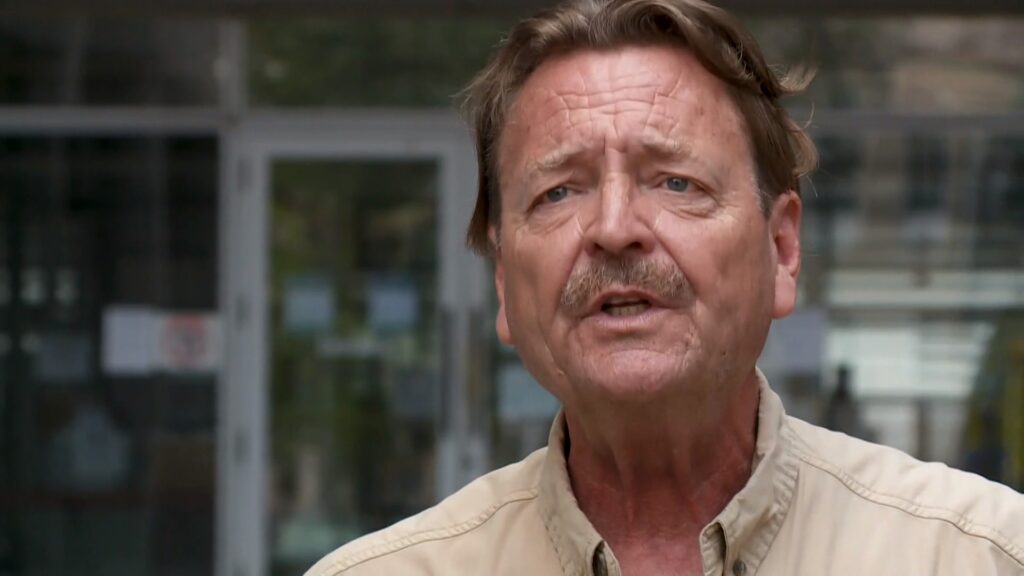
(368, 276), (418, 334)
(284, 275), (334, 334)
(103, 306), (221, 376)
(102, 306), (159, 375)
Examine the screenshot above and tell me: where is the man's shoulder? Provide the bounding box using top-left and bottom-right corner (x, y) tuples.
(304, 447), (549, 576)
(784, 416), (1024, 562)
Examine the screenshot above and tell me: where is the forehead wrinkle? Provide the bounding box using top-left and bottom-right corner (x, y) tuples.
(648, 87), (747, 183)
(529, 92), (591, 174)
(556, 84), (661, 112)
(516, 53), (742, 180)
(530, 93), (659, 173)
(531, 104), (692, 175)
(508, 87), (577, 179)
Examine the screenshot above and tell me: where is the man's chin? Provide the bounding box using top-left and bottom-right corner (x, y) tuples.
(572, 358), (695, 405)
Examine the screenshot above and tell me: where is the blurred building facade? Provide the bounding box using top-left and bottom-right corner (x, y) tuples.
(0, 3), (1022, 576)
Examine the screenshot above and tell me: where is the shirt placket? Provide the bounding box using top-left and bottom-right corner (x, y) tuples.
(699, 523), (727, 576)
(590, 541), (624, 576)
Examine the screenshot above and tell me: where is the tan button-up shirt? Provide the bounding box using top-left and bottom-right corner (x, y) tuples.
(306, 376), (1024, 575)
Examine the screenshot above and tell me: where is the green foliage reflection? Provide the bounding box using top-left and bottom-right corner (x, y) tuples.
(249, 18), (510, 107)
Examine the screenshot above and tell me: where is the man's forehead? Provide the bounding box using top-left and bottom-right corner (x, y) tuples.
(509, 44), (730, 115)
(498, 45), (747, 171)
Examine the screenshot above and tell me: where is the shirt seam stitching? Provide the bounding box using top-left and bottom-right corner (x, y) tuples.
(788, 437), (1024, 568)
(314, 487), (541, 574)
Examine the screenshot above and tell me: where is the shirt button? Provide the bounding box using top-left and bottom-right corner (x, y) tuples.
(732, 560), (747, 576)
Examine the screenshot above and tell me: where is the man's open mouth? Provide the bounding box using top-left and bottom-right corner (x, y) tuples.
(600, 297), (652, 317)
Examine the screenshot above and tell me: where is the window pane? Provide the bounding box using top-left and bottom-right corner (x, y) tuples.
(0, 135), (219, 575)
(761, 133), (1024, 490)
(268, 160), (440, 573)
(248, 18), (509, 107)
(748, 17), (1024, 112)
(801, 133), (1023, 268)
(247, 16), (1023, 111)
(0, 19), (220, 105)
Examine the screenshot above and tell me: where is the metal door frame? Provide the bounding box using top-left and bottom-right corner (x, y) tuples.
(220, 110), (487, 576)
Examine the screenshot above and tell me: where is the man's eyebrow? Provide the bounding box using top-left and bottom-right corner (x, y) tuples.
(532, 144), (586, 173)
(526, 135), (698, 179)
(640, 135), (694, 160)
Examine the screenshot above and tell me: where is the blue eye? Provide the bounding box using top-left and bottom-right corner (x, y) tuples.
(665, 177), (691, 192)
(544, 186), (570, 203)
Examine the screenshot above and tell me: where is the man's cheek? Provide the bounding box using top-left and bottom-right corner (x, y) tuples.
(504, 272), (539, 328)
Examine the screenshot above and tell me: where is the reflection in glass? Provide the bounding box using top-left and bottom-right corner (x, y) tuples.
(764, 133), (1024, 490)
(250, 16), (1024, 111)
(248, 18), (510, 107)
(268, 161), (439, 574)
(0, 136), (219, 575)
(803, 134), (1024, 268)
(0, 19), (220, 106)
(748, 17), (1024, 112)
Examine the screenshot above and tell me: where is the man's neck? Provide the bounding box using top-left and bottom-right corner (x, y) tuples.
(564, 372), (760, 576)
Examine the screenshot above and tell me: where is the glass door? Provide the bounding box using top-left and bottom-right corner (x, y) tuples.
(221, 113), (486, 576)
(267, 158), (440, 573)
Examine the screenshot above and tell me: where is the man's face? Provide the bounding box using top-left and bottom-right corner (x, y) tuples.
(492, 45), (801, 409)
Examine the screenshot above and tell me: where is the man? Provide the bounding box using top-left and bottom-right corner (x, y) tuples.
(307, 0), (1024, 574)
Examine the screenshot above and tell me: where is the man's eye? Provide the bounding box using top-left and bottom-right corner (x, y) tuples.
(544, 186), (570, 203)
(664, 177), (691, 193)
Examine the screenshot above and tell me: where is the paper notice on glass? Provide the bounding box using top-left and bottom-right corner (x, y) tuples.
(368, 275), (418, 334)
(102, 306), (159, 376)
(157, 312), (221, 373)
(284, 275), (335, 335)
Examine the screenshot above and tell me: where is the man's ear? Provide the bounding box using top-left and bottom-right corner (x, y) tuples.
(770, 191), (802, 319)
(490, 226), (513, 345)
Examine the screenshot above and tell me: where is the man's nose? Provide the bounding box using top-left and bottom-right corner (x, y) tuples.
(583, 177), (656, 257)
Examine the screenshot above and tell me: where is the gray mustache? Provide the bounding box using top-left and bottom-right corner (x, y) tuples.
(559, 258), (689, 315)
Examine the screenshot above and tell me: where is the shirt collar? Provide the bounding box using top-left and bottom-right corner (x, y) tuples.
(537, 370), (798, 576)
(704, 371), (799, 576)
